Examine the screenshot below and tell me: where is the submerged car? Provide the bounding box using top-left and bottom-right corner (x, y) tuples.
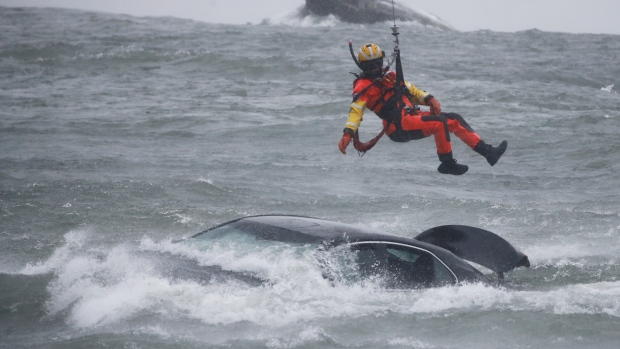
(179, 215), (530, 289)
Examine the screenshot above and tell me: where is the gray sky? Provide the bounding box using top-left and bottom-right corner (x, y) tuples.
(1, 0), (619, 35)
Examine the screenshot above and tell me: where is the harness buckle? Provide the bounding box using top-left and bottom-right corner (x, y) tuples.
(404, 105), (420, 115)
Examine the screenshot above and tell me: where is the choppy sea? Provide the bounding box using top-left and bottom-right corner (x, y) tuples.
(1, 6), (620, 349)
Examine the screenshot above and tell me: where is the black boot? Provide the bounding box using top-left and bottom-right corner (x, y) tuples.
(474, 140), (507, 166)
(437, 152), (468, 175)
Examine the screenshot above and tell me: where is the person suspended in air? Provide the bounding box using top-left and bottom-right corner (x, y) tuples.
(338, 43), (507, 175)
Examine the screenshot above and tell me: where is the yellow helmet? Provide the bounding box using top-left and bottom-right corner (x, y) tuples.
(357, 43), (385, 77)
(357, 43), (384, 62)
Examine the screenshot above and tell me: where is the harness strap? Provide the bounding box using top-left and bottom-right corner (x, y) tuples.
(421, 115), (451, 142)
(350, 47), (412, 156)
(353, 127), (386, 156)
(351, 79), (377, 103)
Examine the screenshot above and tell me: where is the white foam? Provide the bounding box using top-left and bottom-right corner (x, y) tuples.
(36, 230), (620, 330)
(196, 177), (214, 185)
(162, 211), (193, 224)
(525, 242), (592, 262)
(601, 84), (614, 92)
(376, 281), (620, 317)
(266, 327), (326, 348)
(519, 282), (620, 317)
(21, 228), (91, 275)
(525, 228), (620, 264)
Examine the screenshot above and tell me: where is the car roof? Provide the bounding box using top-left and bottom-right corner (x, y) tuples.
(238, 215), (445, 251)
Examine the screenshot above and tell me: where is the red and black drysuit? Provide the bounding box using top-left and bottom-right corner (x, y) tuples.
(341, 70), (482, 163)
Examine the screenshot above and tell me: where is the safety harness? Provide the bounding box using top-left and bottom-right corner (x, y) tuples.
(348, 24), (414, 155)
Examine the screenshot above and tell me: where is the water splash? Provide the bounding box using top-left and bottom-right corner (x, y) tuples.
(601, 84), (615, 92)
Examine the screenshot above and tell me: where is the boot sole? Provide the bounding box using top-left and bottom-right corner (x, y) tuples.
(438, 164), (469, 175)
(488, 140), (507, 166)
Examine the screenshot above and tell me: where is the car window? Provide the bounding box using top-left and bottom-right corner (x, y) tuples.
(385, 244), (455, 288)
(347, 243), (455, 289)
(350, 243), (384, 278)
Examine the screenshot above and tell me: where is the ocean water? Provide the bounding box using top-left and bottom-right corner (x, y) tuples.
(1, 6), (620, 349)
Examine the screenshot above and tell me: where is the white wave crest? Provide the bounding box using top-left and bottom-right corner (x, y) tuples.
(30, 230), (620, 331)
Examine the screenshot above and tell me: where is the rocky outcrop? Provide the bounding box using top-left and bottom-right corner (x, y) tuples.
(303, 0), (454, 30)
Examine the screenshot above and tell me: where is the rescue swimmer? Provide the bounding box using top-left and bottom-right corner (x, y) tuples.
(338, 42), (507, 175)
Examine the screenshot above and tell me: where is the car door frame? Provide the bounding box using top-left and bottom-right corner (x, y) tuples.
(346, 241), (459, 285)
